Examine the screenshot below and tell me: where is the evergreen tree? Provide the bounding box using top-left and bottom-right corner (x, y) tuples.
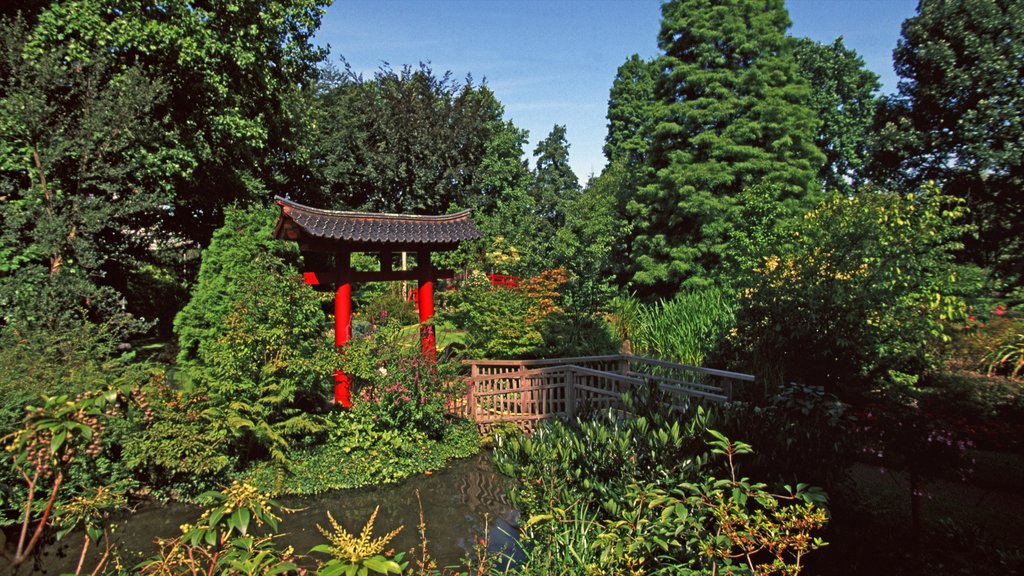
(530, 125), (580, 230)
(627, 0), (824, 294)
(173, 204), (301, 364)
(877, 0), (1024, 284)
(603, 56), (662, 289)
(604, 54), (661, 170)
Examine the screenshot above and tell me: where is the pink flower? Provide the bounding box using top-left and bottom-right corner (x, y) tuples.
(995, 304), (1006, 316)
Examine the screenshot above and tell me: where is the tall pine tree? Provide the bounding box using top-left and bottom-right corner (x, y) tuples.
(627, 0), (824, 294)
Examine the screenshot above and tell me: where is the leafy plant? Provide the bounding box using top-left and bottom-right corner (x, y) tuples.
(630, 287), (735, 366)
(987, 331), (1024, 380)
(731, 184), (971, 396)
(313, 507), (406, 576)
(342, 317), (465, 439)
(137, 481), (301, 575)
(0, 388), (124, 569)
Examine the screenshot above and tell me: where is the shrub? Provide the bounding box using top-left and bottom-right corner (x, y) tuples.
(174, 203), (337, 487)
(440, 270), (544, 359)
(731, 184), (970, 396)
(342, 318), (465, 439)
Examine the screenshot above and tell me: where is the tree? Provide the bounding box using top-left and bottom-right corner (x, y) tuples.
(307, 62), (512, 215)
(173, 204), (331, 477)
(0, 0), (329, 332)
(0, 16), (172, 333)
(627, 0), (824, 294)
(604, 54), (661, 171)
(174, 204), (301, 364)
(530, 125), (580, 230)
(878, 0), (1024, 284)
(792, 37), (880, 194)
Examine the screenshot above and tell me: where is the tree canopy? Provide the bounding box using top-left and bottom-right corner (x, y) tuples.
(305, 62), (516, 215)
(0, 0), (328, 332)
(792, 36), (880, 195)
(877, 0), (1023, 284)
(624, 0), (824, 294)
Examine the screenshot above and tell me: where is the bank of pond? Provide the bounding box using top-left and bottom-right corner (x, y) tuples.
(29, 453), (521, 575)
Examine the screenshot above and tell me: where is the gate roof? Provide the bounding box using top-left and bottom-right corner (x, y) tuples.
(272, 196), (482, 252)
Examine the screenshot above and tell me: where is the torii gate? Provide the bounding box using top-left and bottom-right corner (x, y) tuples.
(271, 196), (483, 407)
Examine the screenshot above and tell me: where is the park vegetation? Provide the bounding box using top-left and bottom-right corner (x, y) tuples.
(1, 0), (1023, 574)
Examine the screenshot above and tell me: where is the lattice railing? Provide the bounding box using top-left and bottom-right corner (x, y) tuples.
(458, 355), (754, 433)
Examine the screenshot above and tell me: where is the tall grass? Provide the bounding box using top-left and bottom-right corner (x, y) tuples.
(629, 288), (735, 366)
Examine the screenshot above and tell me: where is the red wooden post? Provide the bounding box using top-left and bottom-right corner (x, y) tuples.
(417, 249), (436, 360)
(334, 250), (353, 407)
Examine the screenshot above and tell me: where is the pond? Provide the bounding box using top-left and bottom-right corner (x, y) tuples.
(26, 453), (521, 574)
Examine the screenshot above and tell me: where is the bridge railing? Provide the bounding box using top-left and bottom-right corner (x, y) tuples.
(458, 355), (754, 433)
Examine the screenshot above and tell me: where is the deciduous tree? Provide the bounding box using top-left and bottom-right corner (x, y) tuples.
(792, 36), (880, 194)
(876, 0), (1024, 284)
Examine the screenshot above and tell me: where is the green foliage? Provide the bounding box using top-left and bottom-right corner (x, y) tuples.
(0, 317), (145, 439)
(116, 377), (236, 495)
(341, 318), (464, 438)
(626, 0), (825, 293)
(592, 432), (828, 575)
(718, 383), (855, 487)
(174, 203), (304, 364)
(441, 271), (545, 359)
(529, 125), (581, 231)
(0, 14), (173, 333)
(987, 332), (1024, 380)
(551, 169), (622, 313)
(0, 0), (329, 333)
(243, 414), (479, 494)
(307, 62), (514, 216)
(878, 0), (1024, 284)
(0, 387), (126, 568)
(493, 392), (710, 520)
(604, 54), (661, 170)
(731, 184), (971, 395)
(792, 36), (880, 194)
(173, 203), (335, 488)
(630, 287), (735, 366)
(137, 481), (302, 575)
(495, 402), (830, 575)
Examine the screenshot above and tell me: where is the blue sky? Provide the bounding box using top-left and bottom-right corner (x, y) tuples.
(316, 0), (918, 183)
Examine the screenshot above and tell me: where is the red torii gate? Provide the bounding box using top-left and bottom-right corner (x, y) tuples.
(271, 196), (483, 407)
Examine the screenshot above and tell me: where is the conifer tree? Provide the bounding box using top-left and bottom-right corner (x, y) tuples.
(627, 0), (824, 294)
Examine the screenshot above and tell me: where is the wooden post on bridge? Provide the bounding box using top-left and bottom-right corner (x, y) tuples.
(565, 367), (576, 420)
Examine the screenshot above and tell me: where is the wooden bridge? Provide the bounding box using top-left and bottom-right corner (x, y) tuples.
(454, 354), (755, 433)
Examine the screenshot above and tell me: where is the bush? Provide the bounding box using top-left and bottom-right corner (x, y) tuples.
(342, 318), (465, 439)
(731, 185), (970, 396)
(440, 270), (544, 359)
(174, 203), (337, 486)
(718, 383), (855, 487)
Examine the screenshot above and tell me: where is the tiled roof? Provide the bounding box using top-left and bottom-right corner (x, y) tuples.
(272, 196), (483, 247)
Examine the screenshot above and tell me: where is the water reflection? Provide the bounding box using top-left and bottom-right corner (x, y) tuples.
(25, 453), (520, 574)
(282, 452), (519, 569)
